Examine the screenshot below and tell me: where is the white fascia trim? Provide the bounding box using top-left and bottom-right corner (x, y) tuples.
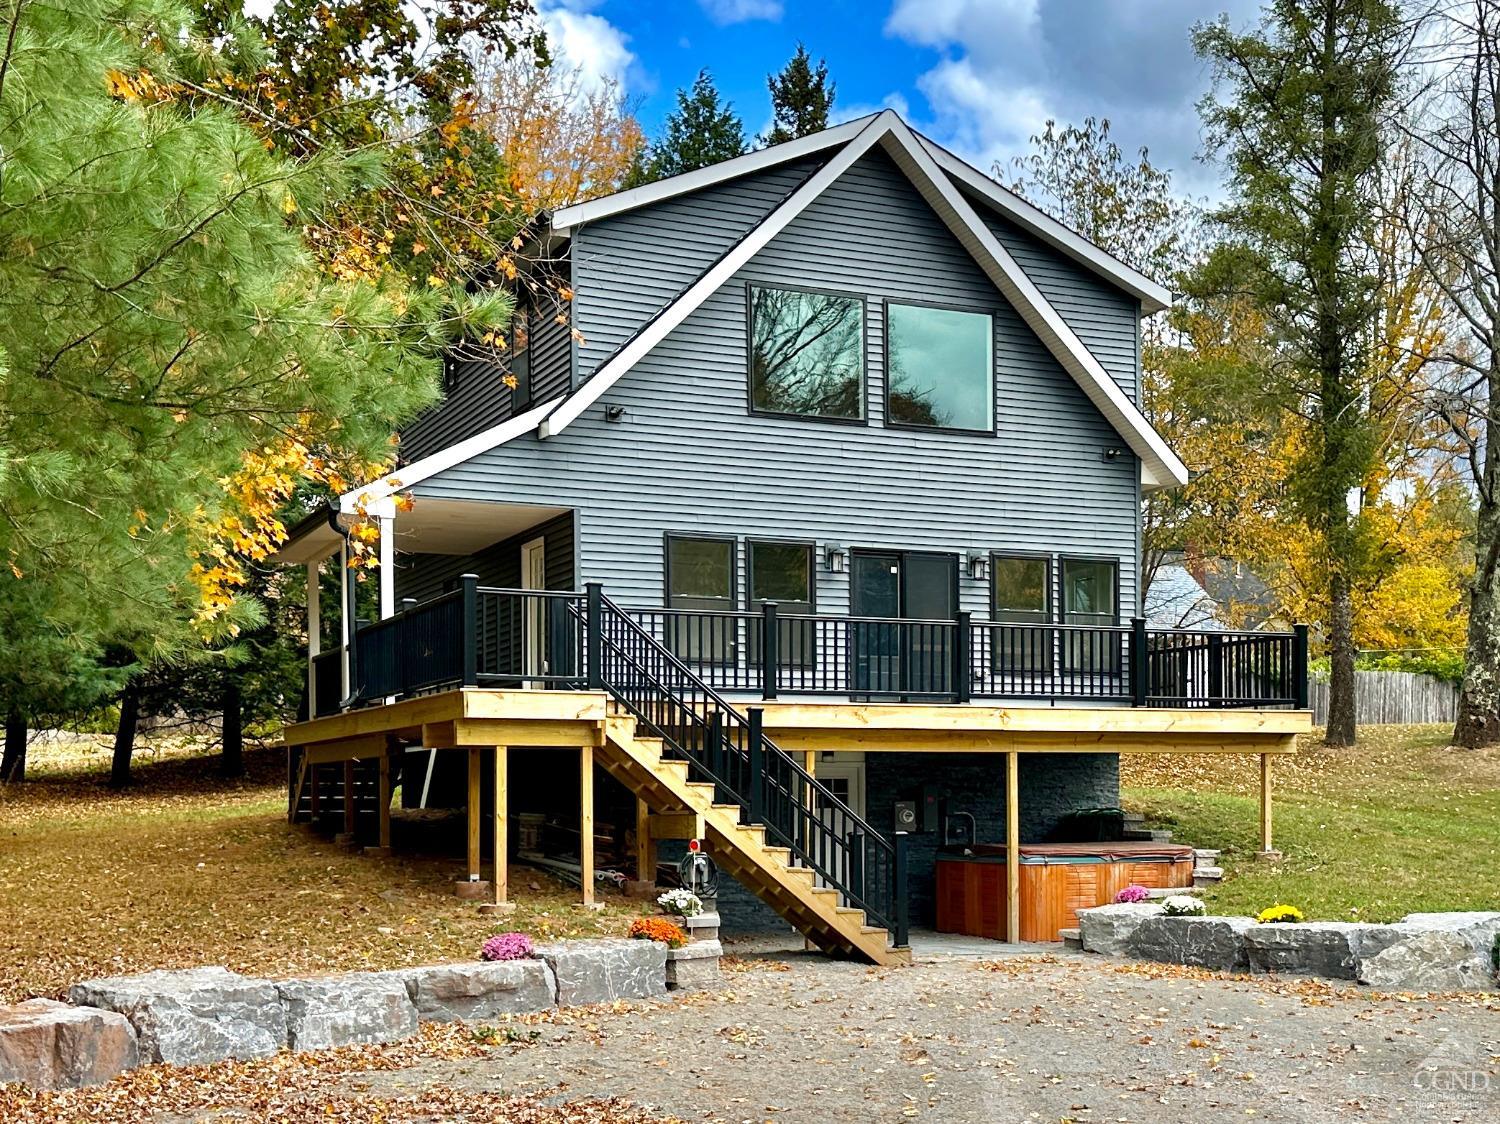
(338, 395), (565, 514)
(876, 119), (1189, 490)
(548, 115), (878, 234)
(919, 138), (1173, 315)
(540, 113), (899, 440)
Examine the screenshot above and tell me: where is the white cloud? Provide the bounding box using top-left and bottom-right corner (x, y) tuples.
(540, 1), (635, 94)
(885, 0), (1262, 194)
(697, 0), (784, 26)
(831, 91), (911, 126)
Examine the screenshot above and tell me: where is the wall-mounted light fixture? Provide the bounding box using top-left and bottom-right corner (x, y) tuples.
(966, 551), (989, 581)
(1101, 447), (1123, 462)
(604, 404), (627, 423)
(825, 543), (848, 574)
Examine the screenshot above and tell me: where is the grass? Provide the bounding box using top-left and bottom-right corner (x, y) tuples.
(0, 736), (634, 1004)
(1121, 724), (1500, 922)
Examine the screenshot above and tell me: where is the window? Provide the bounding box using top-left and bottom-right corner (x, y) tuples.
(665, 535), (736, 662)
(1061, 558), (1119, 674)
(991, 555), (1052, 672)
(510, 308), (531, 410)
(748, 540), (815, 666)
(748, 285), (864, 420)
(886, 303), (994, 431)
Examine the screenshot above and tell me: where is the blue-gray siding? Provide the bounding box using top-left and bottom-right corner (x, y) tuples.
(409, 148), (1142, 617)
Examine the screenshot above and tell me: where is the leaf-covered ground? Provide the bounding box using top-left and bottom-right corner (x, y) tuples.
(0, 737), (632, 1004)
(1121, 724), (1500, 921)
(7, 954), (1492, 1122)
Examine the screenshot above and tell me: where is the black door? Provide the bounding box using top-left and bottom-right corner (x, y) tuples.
(850, 551), (958, 697)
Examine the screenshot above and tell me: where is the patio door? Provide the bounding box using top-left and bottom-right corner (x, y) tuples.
(521, 537), (546, 685)
(850, 551), (957, 698)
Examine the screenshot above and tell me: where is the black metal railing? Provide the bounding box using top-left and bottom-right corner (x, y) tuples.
(589, 585), (908, 945)
(337, 581), (1310, 713)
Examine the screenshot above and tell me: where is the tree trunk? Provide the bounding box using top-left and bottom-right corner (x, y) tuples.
(221, 677), (244, 778)
(1325, 572), (1358, 746)
(110, 685), (140, 788)
(1455, 483), (1500, 747)
(0, 710), (26, 782)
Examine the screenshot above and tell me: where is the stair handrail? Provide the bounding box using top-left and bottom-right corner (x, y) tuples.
(587, 585), (906, 942)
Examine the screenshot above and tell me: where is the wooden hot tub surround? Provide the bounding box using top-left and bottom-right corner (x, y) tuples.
(935, 841), (1195, 943)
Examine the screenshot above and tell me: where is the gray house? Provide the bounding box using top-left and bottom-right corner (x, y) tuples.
(275, 112), (1308, 962)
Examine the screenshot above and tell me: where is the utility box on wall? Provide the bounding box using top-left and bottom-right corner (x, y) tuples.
(892, 801), (917, 833)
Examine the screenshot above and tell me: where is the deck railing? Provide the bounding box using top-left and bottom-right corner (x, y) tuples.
(314, 578), (1310, 713)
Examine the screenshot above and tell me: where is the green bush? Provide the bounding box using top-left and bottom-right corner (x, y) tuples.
(1308, 651), (1465, 685)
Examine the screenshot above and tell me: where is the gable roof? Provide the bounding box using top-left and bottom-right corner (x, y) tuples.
(549, 114), (1172, 315)
(541, 110), (1188, 489)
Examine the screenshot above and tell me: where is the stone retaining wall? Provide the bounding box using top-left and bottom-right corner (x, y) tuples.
(0, 935), (715, 1092)
(1078, 904), (1500, 991)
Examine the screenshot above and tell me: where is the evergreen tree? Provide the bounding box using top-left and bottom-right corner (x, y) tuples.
(1194, 0), (1411, 747)
(762, 44), (835, 145)
(627, 70), (746, 187)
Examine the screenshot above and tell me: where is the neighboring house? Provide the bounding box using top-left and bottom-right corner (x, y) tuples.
(1146, 553), (1225, 631)
(272, 111), (1309, 963)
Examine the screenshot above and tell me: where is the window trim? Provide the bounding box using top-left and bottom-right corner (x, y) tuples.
(663, 532), (739, 608)
(1058, 554), (1122, 627)
(745, 281), (869, 426)
(881, 297), (998, 437)
(745, 537), (818, 613)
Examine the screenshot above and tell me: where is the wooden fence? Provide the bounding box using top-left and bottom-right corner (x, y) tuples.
(1309, 669), (1458, 726)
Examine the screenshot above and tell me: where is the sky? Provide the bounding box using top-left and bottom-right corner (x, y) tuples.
(540, 0), (1267, 199)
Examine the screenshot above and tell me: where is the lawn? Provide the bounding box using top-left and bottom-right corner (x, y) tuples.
(1121, 724), (1500, 922)
(0, 737), (633, 1005)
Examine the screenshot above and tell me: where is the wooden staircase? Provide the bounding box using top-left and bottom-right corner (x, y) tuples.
(598, 712), (906, 966)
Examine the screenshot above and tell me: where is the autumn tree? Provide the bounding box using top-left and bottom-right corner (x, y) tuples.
(626, 70), (746, 187)
(1402, 0), (1500, 746)
(1194, 0), (1413, 746)
(762, 44), (835, 145)
(0, 0), (508, 770)
(470, 51), (644, 213)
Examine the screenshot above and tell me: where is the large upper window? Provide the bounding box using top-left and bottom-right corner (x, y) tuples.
(1061, 557), (1119, 674)
(748, 285), (864, 420)
(666, 535), (736, 662)
(886, 303), (994, 431)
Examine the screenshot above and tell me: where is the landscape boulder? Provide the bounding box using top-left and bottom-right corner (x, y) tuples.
(275, 975), (418, 1051)
(1125, 915), (1255, 970)
(1243, 921), (1375, 979)
(0, 999), (139, 1091)
(386, 960), (557, 1022)
(68, 967), (285, 1066)
(1077, 903), (1162, 957)
(664, 940), (722, 992)
(1358, 913), (1500, 991)
(537, 939), (667, 1006)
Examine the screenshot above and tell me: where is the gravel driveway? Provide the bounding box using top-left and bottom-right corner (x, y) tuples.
(343, 950), (1500, 1123)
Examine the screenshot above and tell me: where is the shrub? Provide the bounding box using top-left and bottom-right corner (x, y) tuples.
(479, 932), (536, 961)
(1160, 895), (1206, 917)
(1256, 904), (1304, 924)
(629, 917), (687, 948)
(1114, 884), (1151, 904)
(656, 888), (703, 917)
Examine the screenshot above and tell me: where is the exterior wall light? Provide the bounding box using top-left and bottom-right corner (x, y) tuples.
(825, 543), (848, 574)
(967, 551), (989, 581)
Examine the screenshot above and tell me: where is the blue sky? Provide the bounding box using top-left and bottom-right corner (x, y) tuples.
(542, 0), (1266, 198)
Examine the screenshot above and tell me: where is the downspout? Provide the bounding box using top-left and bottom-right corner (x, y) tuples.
(326, 506), (360, 709)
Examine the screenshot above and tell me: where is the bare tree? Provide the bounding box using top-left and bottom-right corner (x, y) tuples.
(1406, 0), (1500, 746)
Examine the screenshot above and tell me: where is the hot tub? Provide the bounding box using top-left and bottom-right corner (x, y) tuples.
(934, 841), (1195, 943)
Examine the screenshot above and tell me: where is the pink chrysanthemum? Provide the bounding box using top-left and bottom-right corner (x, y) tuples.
(480, 932), (536, 961)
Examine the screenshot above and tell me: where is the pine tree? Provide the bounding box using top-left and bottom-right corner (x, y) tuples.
(762, 44), (835, 145)
(1194, 0), (1411, 747)
(628, 70), (746, 186)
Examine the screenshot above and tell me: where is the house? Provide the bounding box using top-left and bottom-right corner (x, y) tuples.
(272, 111), (1310, 962)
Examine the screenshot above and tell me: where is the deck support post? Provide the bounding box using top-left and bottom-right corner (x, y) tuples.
(335, 759), (355, 844)
(1005, 750), (1020, 944)
(1257, 752), (1280, 860)
(467, 746), (482, 882)
(363, 740), (393, 857)
(628, 796), (656, 897)
(492, 746), (508, 905)
(580, 744), (595, 907)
